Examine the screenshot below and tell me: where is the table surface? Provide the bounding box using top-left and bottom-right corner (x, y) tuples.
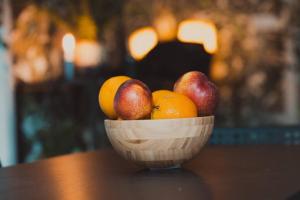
(1, 145), (300, 200)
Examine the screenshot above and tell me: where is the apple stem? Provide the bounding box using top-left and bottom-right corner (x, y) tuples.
(153, 105), (160, 110)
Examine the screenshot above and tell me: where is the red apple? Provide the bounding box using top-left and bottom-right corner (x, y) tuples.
(114, 79), (153, 120)
(174, 71), (218, 116)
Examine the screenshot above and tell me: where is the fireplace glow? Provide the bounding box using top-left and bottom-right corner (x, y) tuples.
(177, 20), (218, 54)
(128, 27), (158, 60)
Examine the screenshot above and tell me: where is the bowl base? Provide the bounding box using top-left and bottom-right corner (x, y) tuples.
(149, 164), (181, 171)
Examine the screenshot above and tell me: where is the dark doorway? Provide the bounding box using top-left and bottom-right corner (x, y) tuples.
(136, 40), (212, 91)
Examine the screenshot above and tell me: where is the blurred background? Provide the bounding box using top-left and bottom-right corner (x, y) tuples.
(0, 0), (299, 166)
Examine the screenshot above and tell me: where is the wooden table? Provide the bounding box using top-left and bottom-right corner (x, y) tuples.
(1, 145), (300, 200)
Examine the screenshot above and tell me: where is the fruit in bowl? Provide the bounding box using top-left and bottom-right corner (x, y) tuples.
(98, 76), (131, 119)
(151, 90), (197, 119)
(174, 71), (218, 116)
(98, 71), (218, 168)
(114, 79), (153, 120)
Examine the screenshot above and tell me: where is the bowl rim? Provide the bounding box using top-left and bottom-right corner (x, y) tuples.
(104, 116), (214, 124)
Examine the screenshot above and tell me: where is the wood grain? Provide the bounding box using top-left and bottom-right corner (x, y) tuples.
(104, 116), (214, 168)
(1, 146), (300, 200)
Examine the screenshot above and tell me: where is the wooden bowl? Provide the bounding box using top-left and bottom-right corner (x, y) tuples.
(104, 116), (214, 168)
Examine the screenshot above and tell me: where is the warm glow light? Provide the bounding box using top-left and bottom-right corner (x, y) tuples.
(153, 12), (177, 42)
(128, 27), (158, 60)
(62, 33), (76, 62)
(211, 61), (228, 80)
(75, 40), (102, 68)
(177, 19), (218, 54)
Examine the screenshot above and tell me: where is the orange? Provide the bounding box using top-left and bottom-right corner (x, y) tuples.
(152, 90), (174, 102)
(151, 90), (197, 119)
(98, 76), (131, 119)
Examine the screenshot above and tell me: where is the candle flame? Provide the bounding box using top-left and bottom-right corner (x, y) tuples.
(177, 20), (218, 54)
(128, 27), (158, 60)
(62, 33), (76, 62)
